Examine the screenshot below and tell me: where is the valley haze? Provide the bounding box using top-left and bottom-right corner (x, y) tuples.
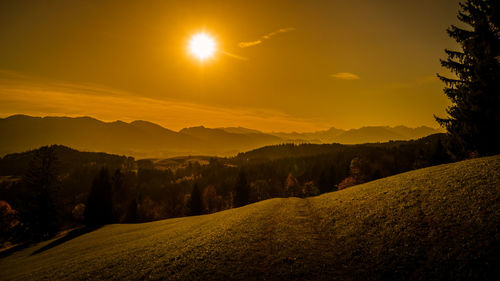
(0, 115), (440, 158)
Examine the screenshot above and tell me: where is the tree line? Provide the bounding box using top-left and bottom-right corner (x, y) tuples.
(0, 134), (450, 245)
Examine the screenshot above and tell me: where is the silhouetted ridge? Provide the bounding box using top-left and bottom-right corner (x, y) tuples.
(0, 115), (440, 157)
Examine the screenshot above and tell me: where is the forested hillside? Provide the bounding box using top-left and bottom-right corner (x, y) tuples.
(0, 134), (450, 247)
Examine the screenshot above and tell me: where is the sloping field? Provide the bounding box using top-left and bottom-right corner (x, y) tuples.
(1, 156), (499, 280)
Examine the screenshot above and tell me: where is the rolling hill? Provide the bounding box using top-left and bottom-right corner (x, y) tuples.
(0, 145), (133, 177)
(1, 156), (498, 280)
(0, 115), (440, 158)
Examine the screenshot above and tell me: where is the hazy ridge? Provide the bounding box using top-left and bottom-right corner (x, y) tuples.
(0, 115), (440, 158)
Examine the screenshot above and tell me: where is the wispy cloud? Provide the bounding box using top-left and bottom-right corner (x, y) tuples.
(221, 51), (249, 61)
(330, 72), (360, 80)
(239, 28), (295, 48)
(0, 71), (328, 132)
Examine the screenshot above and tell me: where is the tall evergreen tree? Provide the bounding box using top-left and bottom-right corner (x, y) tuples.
(233, 170), (250, 207)
(84, 168), (114, 226)
(318, 171), (331, 194)
(190, 183), (203, 216)
(21, 146), (60, 240)
(125, 198), (138, 223)
(436, 0), (500, 158)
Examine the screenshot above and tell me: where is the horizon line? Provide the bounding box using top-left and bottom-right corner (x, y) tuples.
(0, 113), (444, 134)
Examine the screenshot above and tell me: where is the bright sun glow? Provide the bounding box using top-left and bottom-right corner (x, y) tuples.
(188, 33), (216, 60)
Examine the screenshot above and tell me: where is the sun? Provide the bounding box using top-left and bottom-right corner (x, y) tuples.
(188, 33), (216, 60)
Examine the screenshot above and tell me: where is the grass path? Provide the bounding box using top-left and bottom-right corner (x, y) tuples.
(1, 156), (499, 280)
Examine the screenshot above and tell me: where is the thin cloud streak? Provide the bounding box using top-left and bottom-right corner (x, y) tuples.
(221, 51), (249, 61)
(239, 27), (295, 48)
(330, 72), (360, 80)
(0, 76), (328, 132)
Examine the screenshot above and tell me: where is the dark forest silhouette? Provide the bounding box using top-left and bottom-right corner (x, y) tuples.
(1, 134), (451, 247)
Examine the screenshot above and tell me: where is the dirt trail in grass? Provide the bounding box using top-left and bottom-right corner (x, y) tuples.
(254, 198), (338, 279)
(143, 197), (339, 280)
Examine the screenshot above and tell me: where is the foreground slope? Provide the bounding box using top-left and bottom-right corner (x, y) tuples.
(1, 156), (499, 280)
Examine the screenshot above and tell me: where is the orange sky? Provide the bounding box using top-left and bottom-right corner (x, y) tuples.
(0, 0), (460, 132)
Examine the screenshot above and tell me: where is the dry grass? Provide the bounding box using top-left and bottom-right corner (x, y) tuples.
(1, 156), (499, 280)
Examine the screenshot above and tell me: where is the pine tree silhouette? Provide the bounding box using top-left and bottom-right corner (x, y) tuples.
(126, 198), (138, 223)
(84, 168), (114, 226)
(233, 170), (250, 207)
(21, 146), (59, 241)
(190, 183), (203, 216)
(436, 0), (500, 158)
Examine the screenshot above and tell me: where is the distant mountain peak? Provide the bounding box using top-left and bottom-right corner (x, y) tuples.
(0, 114), (441, 157)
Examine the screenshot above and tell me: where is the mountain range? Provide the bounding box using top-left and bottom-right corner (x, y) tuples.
(0, 115), (441, 158)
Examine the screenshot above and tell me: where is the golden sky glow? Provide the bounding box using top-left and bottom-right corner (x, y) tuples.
(0, 0), (460, 131)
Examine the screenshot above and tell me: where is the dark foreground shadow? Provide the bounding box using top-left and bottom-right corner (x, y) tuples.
(0, 243), (32, 258)
(30, 226), (101, 256)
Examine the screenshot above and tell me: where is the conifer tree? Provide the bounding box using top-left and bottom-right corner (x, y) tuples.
(233, 170), (250, 207)
(21, 146), (60, 240)
(84, 168), (114, 226)
(190, 183), (203, 216)
(436, 0), (500, 158)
